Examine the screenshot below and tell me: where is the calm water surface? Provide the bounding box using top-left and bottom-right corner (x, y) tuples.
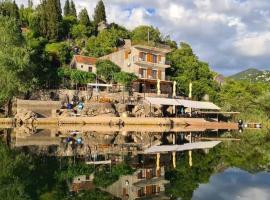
(0, 127), (269, 200)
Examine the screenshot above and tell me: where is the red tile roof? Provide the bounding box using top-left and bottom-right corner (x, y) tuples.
(74, 55), (97, 65)
(71, 182), (94, 192)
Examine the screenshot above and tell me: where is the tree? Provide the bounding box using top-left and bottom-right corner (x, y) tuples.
(0, 16), (37, 104)
(96, 60), (120, 82)
(86, 27), (129, 57)
(93, 0), (106, 25)
(113, 72), (137, 87)
(78, 8), (90, 26)
(63, 0), (70, 17)
(45, 42), (72, 66)
(71, 23), (92, 39)
(70, 0), (76, 17)
(167, 42), (219, 100)
(45, 0), (62, 40)
(0, 0), (20, 20)
(131, 25), (162, 44)
(28, 0), (33, 8)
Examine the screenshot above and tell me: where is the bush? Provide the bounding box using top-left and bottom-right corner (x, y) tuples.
(113, 72), (137, 86)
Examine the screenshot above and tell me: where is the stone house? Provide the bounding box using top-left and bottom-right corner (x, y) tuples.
(100, 39), (173, 97)
(104, 166), (169, 200)
(70, 55), (97, 73)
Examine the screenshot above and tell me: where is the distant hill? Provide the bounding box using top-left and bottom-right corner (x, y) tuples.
(229, 68), (270, 83)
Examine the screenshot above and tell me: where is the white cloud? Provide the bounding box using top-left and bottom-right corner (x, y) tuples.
(193, 168), (270, 200)
(234, 32), (270, 57)
(16, 0), (270, 75)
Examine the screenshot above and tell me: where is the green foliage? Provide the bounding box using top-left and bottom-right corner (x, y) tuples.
(113, 72), (137, 86)
(93, 0), (106, 25)
(33, 0), (62, 40)
(96, 60), (120, 82)
(94, 163), (134, 187)
(217, 79), (270, 124)
(71, 24), (93, 39)
(70, 0), (77, 17)
(58, 67), (96, 84)
(167, 42), (219, 100)
(61, 15), (78, 38)
(63, 0), (70, 17)
(131, 25), (162, 44)
(45, 42), (72, 65)
(0, 0), (20, 20)
(58, 161), (94, 182)
(69, 189), (117, 200)
(0, 16), (37, 104)
(86, 27), (129, 57)
(19, 6), (33, 27)
(0, 141), (34, 200)
(78, 8), (90, 26)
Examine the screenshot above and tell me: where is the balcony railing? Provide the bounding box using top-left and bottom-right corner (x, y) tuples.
(133, 56), (170, 68)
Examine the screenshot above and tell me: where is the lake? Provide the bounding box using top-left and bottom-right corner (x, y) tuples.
(0, 127), (269, 200)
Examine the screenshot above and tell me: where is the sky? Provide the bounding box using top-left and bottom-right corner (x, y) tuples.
(193, 168), (270, 200)
(17, 0), (270, 75)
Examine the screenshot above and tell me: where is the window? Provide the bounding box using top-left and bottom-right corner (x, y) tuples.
(81, 65), (83, 68)
(139, 68), (147, 78)
(88, 66), (92, 72)
(140, 52), (147, 61)
(152, 70), (157, 79)
(152, 55), (157, 63)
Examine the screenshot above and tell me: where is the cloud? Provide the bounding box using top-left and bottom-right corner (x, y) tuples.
(17, 0), (270, 75)
(193, 168), (270, 200)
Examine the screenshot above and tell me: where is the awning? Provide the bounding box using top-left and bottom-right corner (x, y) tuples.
(144, 97), (179, 106)
(177, 99), (221, 110)
(144, 97), (221, 110)
(87, 83), (112, 87)
(144, 141), (221, 154)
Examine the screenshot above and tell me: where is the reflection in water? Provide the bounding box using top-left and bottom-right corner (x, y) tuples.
(193, 168), (270, 200)
(1, 127), (270, 200)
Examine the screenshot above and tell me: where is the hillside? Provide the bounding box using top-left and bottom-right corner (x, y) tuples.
(229, 68), (270, 83)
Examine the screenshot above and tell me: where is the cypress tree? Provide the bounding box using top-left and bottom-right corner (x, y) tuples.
(45, 0), (62, 40)
(70, 0), (76, 17)
(78, 8), (90, 26)
(93, 0), (106, 25)
(28, 0), (33, 8)
(63, 0), (70, 17)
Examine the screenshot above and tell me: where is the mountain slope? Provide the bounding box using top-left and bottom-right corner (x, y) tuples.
(229, 68), (270, 83)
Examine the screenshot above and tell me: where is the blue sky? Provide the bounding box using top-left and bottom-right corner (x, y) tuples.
(18, 0), (270, 75)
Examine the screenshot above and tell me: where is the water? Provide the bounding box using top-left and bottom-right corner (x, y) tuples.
(0, 127), (269, 200)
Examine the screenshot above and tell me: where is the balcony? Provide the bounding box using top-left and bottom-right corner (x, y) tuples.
(133, 56), (171, 69)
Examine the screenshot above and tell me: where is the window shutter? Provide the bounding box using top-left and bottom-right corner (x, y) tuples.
(147, 53), (151, 62)
(158, 70), (161, 79)
(147, 68), (152, 78)
(125, 51), (129, 59)
(158, 55), (161, 62)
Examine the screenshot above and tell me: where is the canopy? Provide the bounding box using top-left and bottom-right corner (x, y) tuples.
(144, 97), (221, 110)
(87, 83), (112, 87)
(144, 141), (221, 154)
(177, 99), (221, 110)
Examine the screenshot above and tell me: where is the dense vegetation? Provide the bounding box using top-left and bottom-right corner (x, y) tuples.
(0, 0), (269, 123)
(166, 129), (270, 200)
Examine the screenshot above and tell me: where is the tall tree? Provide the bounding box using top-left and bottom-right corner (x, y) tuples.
(167, 42), (219, 100)
(45, 0), (62, 40)
(0, 16), (35, 104)
(28, 0), (33, 8)
(70, 0), (76, 17)
(63, 0), (70, 17)
(93, 0), (106, 25)
(0, 0), (20, 20)
(78, 8), (90, 26)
